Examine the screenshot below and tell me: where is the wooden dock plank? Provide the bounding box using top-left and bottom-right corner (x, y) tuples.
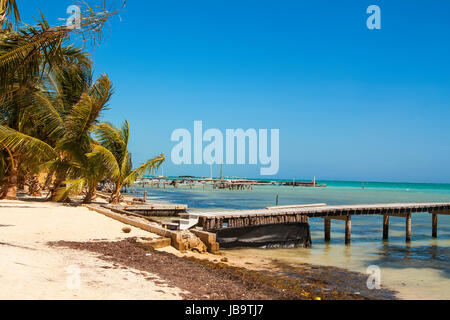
(125, 204), (188, 211)
(196, 202), (450, 220)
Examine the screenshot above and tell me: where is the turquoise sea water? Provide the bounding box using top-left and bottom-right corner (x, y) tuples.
(133, 180), (450, 210)
(129, 180), (450, 299)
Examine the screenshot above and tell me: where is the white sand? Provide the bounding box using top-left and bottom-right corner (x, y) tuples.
(0, 199), (185, 300)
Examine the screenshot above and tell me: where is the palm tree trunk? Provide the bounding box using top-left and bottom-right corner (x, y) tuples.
(42, 172), (53, 191)
(0, 153), (18, 200)
(110, 182), (121, 204)
(49, 171), (66, 202)
(17, 172), (25, 191)
(28, 174), (42, 196)
(83, 184), (97, 204)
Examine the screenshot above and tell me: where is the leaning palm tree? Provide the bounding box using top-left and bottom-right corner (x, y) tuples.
(0, 123), (56, 199)
(36, 70), (113, 201)
(0, 40), (94, 199)
(0, 72), (112, 201)
(90, 120), (165, 204)
(0, 2), (124, 200)
(53, 153), (109, 203)
(0, 74), (61, 199)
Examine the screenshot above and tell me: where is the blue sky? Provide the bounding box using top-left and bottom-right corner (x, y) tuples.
(19, 1), (450, 182)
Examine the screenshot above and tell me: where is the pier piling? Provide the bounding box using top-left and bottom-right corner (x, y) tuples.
(432, 213), (438, 238)
(324, 217), (331, 242)
(406, 213), (412, 242)
(345, 215), (351, 245)
(327, 216), (351, 244)
(383, 215), (389, 240)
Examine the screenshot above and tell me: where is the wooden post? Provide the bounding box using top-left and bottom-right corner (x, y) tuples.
(276, 195), (279, 206)
(345, 215), (351, 245)
(143, 191), (147, 203)
(432, 213), (438, 238)
(383, 215), (389, 240)
(324, 218), (331, 242)
(406, 213), (412, 242)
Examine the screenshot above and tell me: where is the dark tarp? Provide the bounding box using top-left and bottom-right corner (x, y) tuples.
(213, 223), (311, 249)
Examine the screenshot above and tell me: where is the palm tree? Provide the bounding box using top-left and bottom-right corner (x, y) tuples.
(46, 65), (113, 204)
(90, 121), (165, 204)
(53, 150), (109, 204)
(34, 68), (113, 201)
(0, 2), (124, 200)
(0, 36), (94, 200)
(0, 71), (61, 199)
(0, 0), (20, 29)
(0, 121), (56, 199)
(0, 72), (112, 201)
(0, 41), (113, 201)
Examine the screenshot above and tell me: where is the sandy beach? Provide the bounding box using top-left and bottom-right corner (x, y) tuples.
(1, 196), (400, 300)
(0, 198), (184, 299)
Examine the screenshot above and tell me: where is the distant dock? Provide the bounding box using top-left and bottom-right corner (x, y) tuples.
(135, 177), (326, 190)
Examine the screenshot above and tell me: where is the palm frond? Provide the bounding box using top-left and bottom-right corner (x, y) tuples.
(120, 150), (132, 180)
(54, 178), (85, 202)
(92, 122), (125, 158)
(123, 153), (165, 186)
(29, 90), (66, 139)
(0, 2), (124, 90)
(0, 0), (21, 29)
(86, 144), (120, 179)
(52, 57), (92, 111)
(64, 75), (111, 143)
(0, 24), (66, 90)
(89, 74), (112, 114)
(63, 91), (93, 140)
(120, 119), (129, 147)
(0, 124), (56, 161)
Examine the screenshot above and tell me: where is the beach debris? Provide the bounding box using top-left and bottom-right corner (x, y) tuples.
(50, 239), (399, 300)
(137, 237), (171, 250)
(122, 226), (132, 233)
(181, 231), (207, 253)
(221, 257), (229, 263)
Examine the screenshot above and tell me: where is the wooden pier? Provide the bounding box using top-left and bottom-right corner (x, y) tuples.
(195, 202), (450, 246)
(283, 181), (326, 187)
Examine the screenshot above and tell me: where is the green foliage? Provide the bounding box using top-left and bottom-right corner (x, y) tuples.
(0, 2), (162, 202)
(91, 120), (165, 202)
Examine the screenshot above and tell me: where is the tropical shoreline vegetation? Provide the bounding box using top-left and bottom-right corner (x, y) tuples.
(0, 0), (164, 203)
